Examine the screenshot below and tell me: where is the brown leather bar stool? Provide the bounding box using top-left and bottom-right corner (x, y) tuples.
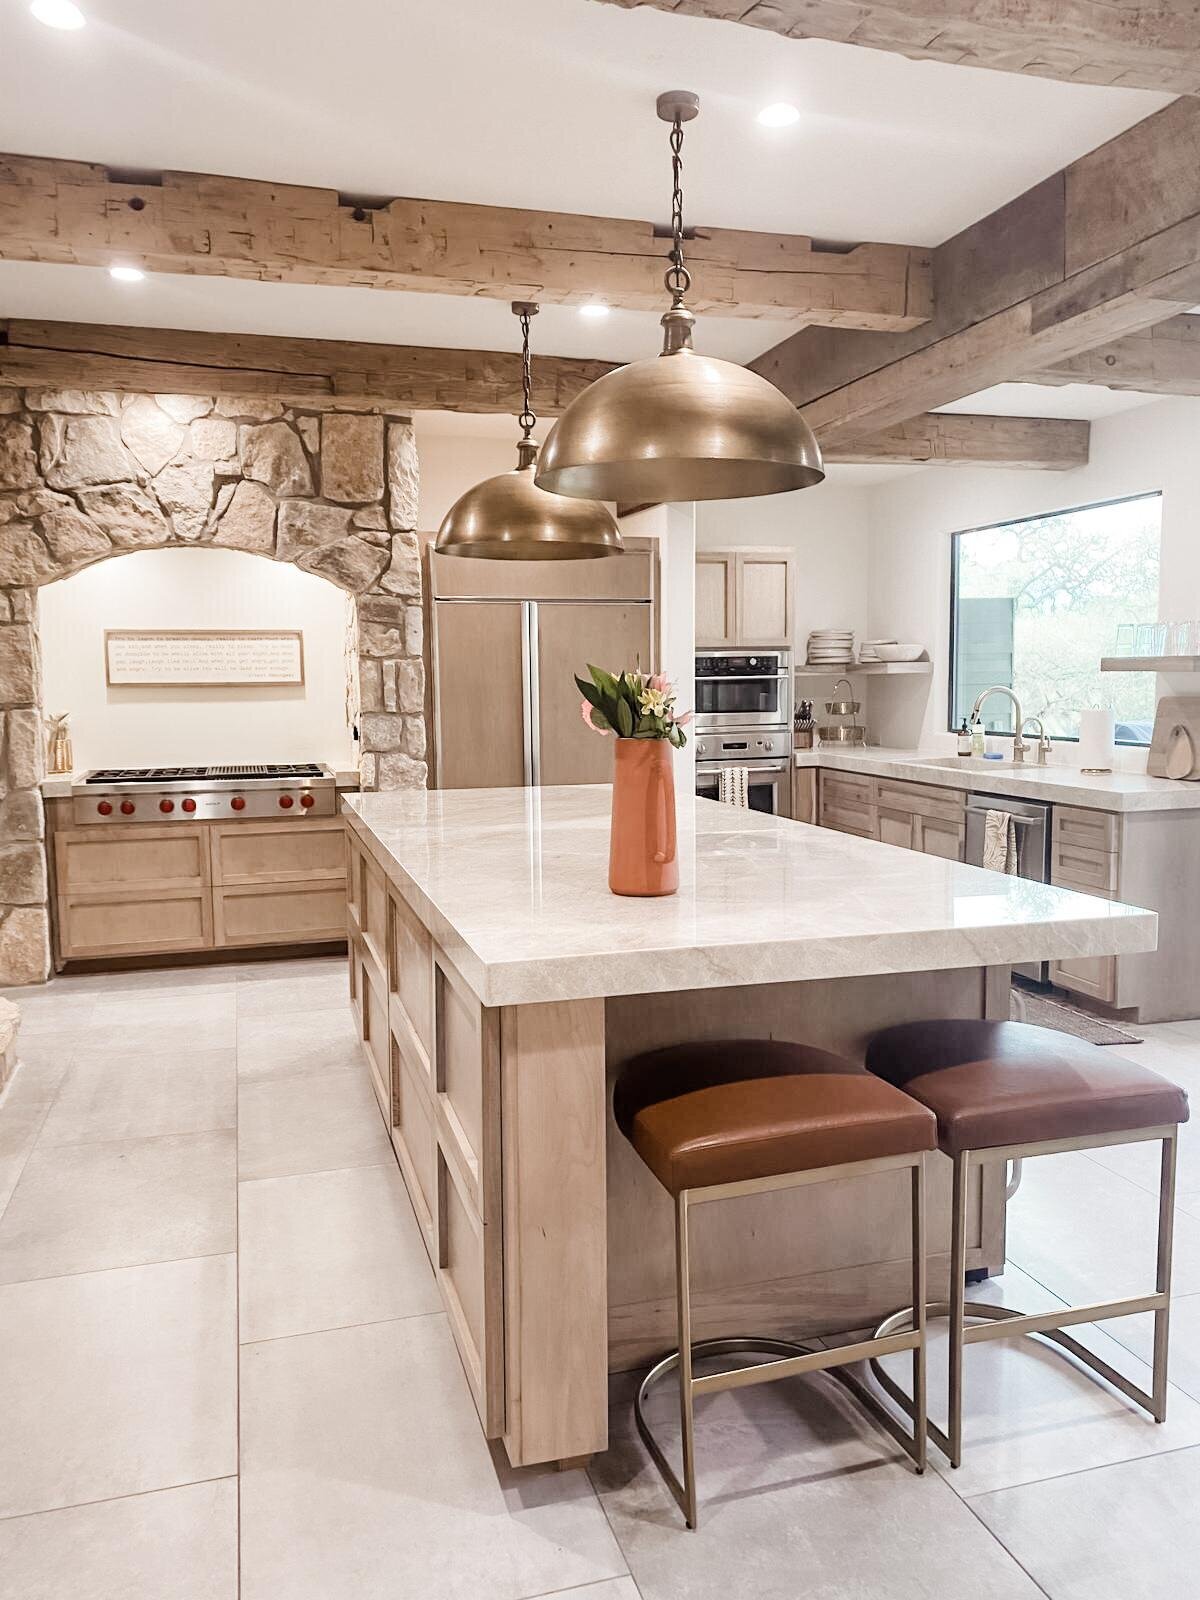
(864, 1019), (1190, 1467)
(613, 1038), (939, 1528)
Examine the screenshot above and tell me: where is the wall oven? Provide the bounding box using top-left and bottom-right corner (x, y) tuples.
(694, 651), (791, 733)
(696, 751), (791, 817)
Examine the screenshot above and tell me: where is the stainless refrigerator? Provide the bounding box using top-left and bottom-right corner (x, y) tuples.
(429, 545), (656, 790)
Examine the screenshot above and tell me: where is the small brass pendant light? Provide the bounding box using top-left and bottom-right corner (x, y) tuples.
(435, 302), (623, 560)
(536, 92), (824, 505)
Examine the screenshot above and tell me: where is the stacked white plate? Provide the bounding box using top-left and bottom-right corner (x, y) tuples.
(859, 637), (897, 663)
(807, 628), (855, 666)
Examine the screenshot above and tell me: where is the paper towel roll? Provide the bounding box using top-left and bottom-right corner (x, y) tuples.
(1078, 707), (1115, 769)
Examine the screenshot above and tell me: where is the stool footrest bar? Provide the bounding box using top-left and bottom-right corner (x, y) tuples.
(690, 1330), (919, 1397)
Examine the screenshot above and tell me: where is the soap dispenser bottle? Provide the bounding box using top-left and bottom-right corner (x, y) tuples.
(957, 719), (972, 757)
(970, 716), (986, 758)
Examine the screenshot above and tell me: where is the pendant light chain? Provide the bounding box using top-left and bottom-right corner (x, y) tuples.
(518, 306), (537, 439)
(665, 114), (691, 305)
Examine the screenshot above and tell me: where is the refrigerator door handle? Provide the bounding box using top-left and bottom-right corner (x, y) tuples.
(522, 601), (541, 787)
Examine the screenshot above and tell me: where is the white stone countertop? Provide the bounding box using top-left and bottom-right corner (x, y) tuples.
(794, 747), (1200, 812)
(342, 785), (1157, 1007)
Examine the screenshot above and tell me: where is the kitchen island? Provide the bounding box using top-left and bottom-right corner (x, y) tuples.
(342, 785), (1156, 1470)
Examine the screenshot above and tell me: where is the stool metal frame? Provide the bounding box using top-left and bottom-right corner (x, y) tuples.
(635, 1149), (929, 1529)
(869, 1125), (1178, 1468)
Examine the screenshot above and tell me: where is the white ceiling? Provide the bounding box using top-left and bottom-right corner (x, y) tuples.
(0, 0), (1172, 363)
(936, 383), (1166, 421)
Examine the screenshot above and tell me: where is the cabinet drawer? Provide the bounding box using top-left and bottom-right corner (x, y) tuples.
(1051, 842), (1119, 894)
(56, 825), (208, 894)
(876, 778), (965, 824)
(820, 771), (873, 807)
(1050, 954), (1117, 1005)
(213, 881), (347, 947)
(210, 819), (345, 885)
(819, 799), (875, 838)
(58, 886), (211, 959)
(1053, 806), (1119, 853)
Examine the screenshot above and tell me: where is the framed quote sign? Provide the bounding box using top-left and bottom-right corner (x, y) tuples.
(104, 630), (306, 687)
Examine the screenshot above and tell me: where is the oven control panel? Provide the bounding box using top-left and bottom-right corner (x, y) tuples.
(696, 734), (788, 760)
(695, 654), (784, 677)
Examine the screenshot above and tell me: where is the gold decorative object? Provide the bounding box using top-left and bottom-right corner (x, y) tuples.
(536, 92), (824, 505)
(47, 712), (73, 775)
(436, 303), (623, 560)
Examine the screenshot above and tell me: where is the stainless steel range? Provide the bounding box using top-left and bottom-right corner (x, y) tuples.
(73, 763), (337, 825)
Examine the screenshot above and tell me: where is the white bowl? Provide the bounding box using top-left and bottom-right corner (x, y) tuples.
(873, 642), (924, 662)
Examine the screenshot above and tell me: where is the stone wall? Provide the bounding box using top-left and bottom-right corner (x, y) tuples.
(0, 386), (427, 984)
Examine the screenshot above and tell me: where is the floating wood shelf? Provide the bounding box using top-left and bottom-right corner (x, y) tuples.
(795, 661), (933, 677)
(1100, 656), (1200, 673)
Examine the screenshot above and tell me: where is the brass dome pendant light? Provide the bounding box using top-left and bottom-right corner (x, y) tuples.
(435, 302), (623, 560)
(536, 92), (824, 504)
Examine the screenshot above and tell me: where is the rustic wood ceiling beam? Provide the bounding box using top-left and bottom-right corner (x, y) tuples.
(0, 153), (931, 331)
(824, 412), (1089, 469)
(750, 100), (1200, 444)
(1026, 315), (1200, 395)
(591, 1), (1200, 94)
(0, 318), (616, 414)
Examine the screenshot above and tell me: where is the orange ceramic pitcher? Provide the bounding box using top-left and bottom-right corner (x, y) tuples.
(609, 738), (678, 897)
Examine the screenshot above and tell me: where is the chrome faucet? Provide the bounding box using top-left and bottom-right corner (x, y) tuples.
(971, 686), (1029, 763)
(1021, 715), (1052, 767)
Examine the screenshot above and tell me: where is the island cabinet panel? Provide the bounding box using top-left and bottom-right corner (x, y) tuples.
(360, 951), (391, 1117)
(388, 888), (435, 1076)
(360, 853), (390, 978)
(390, 1037), (437, 1252)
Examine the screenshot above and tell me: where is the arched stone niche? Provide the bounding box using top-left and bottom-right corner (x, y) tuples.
(0, 386), (427, 984)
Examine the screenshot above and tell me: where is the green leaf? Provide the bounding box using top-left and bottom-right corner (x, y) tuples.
(588, 665), (621, 702)
(615, 697), (634, 738)
(589, 706), (613, 732)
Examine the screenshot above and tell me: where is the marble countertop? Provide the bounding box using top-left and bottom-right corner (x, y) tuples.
(343, 785), (1157, 1007)
(793, 747), (1200, 812)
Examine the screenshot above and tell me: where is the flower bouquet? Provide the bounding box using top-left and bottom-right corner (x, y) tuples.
(575, 665), (691, 897)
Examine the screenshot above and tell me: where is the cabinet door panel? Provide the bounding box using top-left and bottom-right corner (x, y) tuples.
(57, 826), (207, 894)
(59, 887), (211, 958)
(389, 889), (434, 1080)
(437, 1147), (504, 1436)
(213, 882), (346, 946)
(536, 601), (653, 786)
(433, 601), (527, 789)
(916, 815), (966, 861)
(736, 552), (792, 645)
(1050, 954), (1117, 1004)
(695, 555), (735, 646)
(211, 819), (345, 885)
(876, 805), (915, 850)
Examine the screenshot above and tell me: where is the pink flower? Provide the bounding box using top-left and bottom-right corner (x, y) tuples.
(675, 710), (694, 726)
(649, 673), (671, 693)
(580, 698), (609, 735)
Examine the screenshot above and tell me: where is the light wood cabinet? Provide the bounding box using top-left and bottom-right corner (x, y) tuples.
(51, 810), (347, 966)
(696, 547), (795, 647)
(915, 813), (967, 860)
(1049, 804), (1121, 1005)
(346, 825), (504, 1437)
(819, 772), (965, 860)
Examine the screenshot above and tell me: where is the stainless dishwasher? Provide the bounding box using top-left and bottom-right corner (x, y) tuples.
(966, 792), (1052, 983)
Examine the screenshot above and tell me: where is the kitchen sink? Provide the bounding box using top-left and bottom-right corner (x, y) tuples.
(908, 756), (1023, 771)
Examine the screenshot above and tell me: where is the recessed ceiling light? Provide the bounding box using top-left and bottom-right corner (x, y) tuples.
(31, 0), (86, 30)
(109, 265), (145, 283)
(757, 102), (800, 128)
(579, 302), (610, 320)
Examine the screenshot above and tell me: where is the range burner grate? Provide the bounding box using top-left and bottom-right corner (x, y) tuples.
(84, 763), (325, 784)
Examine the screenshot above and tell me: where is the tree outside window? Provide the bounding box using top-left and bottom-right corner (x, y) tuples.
(951, 492), (1162, 746)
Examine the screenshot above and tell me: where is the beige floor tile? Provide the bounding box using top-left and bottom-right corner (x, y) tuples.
(239, 1163), (438, 1342)
(0, 1067), (59, 1220)
(590, 1359), (1040, 1600)
(541, 1584), (641, 1600)
(235, 970), (349, 1019)
(971, 1445), (1200, 1600)
(12, 1031), (83, 1084)
(4, 988), (95, 1036)
(0, 1255), (237, 1517)
(87, 1013), (237, 1057)
(1102, 1290), (1200, 1407)
(236, 955), (346, 984)
(238, 1067), (390, 1180)
(240, 1316), (626, 1600)
(236, 1006), (361, 1082)
(88, 988), (237, 1032)
(0, 1130), (235, 1283)
(0, 1477), (238, 1600)
(39, 1050), (236, 1146)
(1007, 1149), (1200, 1302)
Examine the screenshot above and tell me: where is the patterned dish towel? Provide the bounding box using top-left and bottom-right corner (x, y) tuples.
(983, 809), (1018, 874)
(717, 766), (750, 808)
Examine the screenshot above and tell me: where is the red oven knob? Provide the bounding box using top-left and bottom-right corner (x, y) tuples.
(120, 800), (135, 815)
(278, 794), (294, 809)
(159, 798), (175, 813)
(231, 796), (246, 811)
(182, 797), (197, 813)
(97, 800), (113, 816)
(299, 793), (315, 809)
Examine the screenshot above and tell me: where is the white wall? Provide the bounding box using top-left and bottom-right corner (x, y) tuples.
(40, 547), (357, 771)
(619, 502), (696, 789)
(865, 396), (1200, 760)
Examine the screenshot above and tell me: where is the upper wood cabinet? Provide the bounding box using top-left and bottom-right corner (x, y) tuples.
(696, 548), (795, 648)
